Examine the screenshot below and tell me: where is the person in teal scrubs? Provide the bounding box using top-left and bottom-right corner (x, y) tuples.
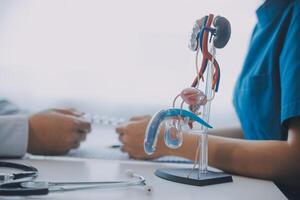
(116, 0), (300, 198)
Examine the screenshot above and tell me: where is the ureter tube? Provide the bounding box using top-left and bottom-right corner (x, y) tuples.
(198, 49), (214, 176)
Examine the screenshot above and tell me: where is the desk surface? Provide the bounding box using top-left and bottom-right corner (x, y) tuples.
(2, 157), (287, 200)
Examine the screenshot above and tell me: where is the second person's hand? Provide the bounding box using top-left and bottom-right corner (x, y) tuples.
(116, 115), (168, 160)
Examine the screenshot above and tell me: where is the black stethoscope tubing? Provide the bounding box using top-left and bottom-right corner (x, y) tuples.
(0, 161), (38, 180)
(0, 183), (49, 196)
(0, 161), (45, 195)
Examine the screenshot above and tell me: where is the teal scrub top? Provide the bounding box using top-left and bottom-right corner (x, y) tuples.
(233, 0), (300, 140)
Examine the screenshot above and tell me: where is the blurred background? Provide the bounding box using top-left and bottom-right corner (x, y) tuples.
(0, 0), (260, 128)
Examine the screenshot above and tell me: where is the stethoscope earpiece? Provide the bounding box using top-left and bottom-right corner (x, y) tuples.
(144, 185), (153, 194)
(126, 169), (152, 194)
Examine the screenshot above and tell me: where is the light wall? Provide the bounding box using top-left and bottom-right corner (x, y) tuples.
(0, 0), (260, 127)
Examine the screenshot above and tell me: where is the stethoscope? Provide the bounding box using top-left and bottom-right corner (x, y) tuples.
(0, 161), (152, 196)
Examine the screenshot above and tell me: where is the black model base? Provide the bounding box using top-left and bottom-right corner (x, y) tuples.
(155, 168), (233, 186)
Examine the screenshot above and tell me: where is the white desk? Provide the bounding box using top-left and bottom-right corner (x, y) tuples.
(2, 157), (287, 200)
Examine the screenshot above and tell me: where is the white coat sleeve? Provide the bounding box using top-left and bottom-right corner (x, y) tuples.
(0, 99), (29, 157)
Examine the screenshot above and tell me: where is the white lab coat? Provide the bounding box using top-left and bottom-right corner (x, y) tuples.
(0, 99), (28, 157)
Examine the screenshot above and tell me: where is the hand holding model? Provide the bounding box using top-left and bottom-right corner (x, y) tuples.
(116, 115), (167, 160)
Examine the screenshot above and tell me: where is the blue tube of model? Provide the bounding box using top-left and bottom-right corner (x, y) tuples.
(143, 108), (212, 155)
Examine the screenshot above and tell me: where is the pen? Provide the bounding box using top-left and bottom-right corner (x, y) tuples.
(109, 144), (121, 149)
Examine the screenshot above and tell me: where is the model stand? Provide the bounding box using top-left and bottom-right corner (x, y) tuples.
(144, 14), (232, 186)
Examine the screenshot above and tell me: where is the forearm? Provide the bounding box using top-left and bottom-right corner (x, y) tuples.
(208, 136), (299, 184)
(164, 134), (300, 187)
(162, 133), (198, 161)
(209, 127), (243, 138)
(159, 127), (243, 159)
